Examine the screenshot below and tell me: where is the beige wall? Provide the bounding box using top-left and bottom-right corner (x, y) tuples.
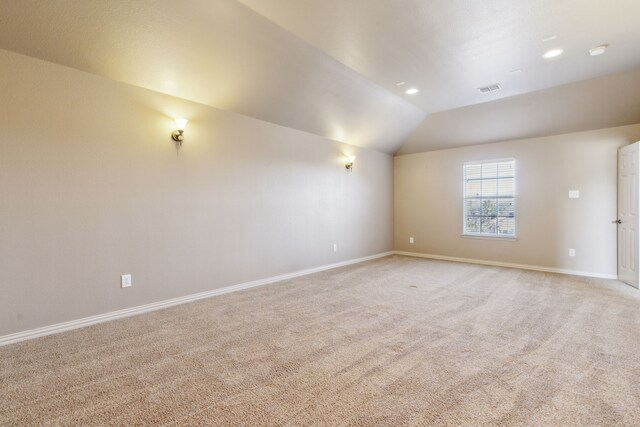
(394, 124), (640, 276)
(0, 50), (393, 336)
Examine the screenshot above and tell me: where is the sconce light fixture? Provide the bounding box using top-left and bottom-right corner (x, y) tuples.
(171, 118), (189, 146)
(345, 155), (356, 172)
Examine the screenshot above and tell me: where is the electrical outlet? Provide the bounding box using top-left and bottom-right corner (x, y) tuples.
(333, 244), (338, 252)
(569, 249), (575, 257)
(121, 274), (132, 288)
(409, 237), (414, 244)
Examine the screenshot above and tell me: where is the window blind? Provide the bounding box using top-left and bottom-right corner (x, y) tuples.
(463, 159), (515, 236)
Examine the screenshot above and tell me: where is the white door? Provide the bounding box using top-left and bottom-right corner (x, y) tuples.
(618, 142), (639, 288)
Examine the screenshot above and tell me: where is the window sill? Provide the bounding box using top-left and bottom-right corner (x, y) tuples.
(460, 233), (518, 241)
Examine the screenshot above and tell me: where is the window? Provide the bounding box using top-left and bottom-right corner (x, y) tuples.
(463, 159), (515, 237)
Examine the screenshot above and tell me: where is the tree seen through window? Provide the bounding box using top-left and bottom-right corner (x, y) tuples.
(463, 160), (515, 236)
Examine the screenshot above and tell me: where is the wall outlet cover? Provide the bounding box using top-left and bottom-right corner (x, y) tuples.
(569, 249), (576, 257)
(569, 190), (580, 199)
(409, 237), (414, 244)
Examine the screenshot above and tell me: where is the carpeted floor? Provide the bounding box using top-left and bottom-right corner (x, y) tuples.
(1, 255), (640, 426)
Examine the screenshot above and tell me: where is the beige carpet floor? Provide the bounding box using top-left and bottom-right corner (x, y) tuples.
(2, 255), (640, 426)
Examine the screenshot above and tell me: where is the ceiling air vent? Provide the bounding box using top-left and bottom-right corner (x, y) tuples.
(478, 84), (501, 94)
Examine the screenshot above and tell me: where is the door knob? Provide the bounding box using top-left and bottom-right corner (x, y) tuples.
(613, 219), (622, 224)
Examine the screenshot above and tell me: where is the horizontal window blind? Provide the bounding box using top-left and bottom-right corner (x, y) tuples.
(463, 159), (515, 236)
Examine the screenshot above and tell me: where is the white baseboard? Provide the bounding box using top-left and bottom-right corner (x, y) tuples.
(394, 251), (618, 280)
(0, 252), (393, 347)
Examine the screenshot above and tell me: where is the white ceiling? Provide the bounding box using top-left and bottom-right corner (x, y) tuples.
(0, 0), (424, 153)
(0, 0), (639, 154)
(398, 68), (640, 154)
(238, 0), (640, 114)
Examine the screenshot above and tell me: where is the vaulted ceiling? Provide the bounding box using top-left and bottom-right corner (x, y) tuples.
(1, 0), (639, 154)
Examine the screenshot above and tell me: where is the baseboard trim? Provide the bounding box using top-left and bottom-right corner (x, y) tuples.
(394, 251), (618, 280)
(0, 252), (393, 347)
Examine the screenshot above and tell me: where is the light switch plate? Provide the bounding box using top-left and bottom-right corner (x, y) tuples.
(569, 190), (580, 199)
(409, 237), (414, 244)
(121, 274), (132, 288)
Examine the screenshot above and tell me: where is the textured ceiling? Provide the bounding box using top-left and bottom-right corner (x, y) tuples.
(398, 68), (640, 154)
(0, 0), (424, 154)
(239, 0), (640, 114)
(0, 0), (639, 154)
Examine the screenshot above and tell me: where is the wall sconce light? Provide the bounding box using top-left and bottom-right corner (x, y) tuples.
(171, 118), (189, 146)
(345, 155), (356, 172)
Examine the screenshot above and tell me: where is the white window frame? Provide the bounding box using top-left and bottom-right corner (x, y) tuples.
(462, 158), (516, 239)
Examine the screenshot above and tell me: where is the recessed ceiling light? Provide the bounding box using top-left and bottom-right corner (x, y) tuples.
(542, 35), (557, 42)
(405, 88), (419, 95)
(589, 44), (608, 56)
(543, 48), (564, 59)
(396, 81), (406, 86)
(510, 69), (522, 74)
